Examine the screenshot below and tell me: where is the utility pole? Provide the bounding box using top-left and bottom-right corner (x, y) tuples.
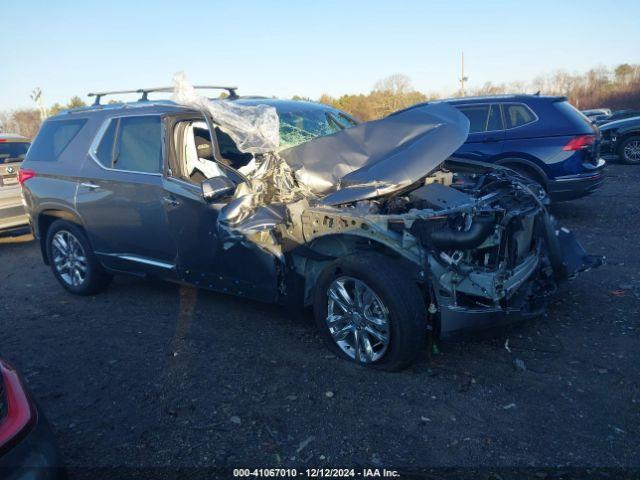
(30, 88), (48, 120)
(459, 52), (468, 97)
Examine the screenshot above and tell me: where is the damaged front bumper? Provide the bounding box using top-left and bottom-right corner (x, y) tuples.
(436, 219), (604, 337)
(438, 303), (544, 338)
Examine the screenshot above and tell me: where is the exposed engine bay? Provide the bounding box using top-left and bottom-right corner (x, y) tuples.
(170, 74), (602, 335)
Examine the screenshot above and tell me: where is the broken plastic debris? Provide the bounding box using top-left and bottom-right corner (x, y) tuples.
(296, 436), (315, 453)
(513, 357), (526, 371)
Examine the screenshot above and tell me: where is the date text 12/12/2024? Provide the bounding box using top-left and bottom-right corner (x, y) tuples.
(233, 468), (401, 478)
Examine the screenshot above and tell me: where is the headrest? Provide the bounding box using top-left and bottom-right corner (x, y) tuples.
(194, 134), (213, 159)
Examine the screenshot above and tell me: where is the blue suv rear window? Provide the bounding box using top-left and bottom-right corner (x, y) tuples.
(27, 118), (86, 162)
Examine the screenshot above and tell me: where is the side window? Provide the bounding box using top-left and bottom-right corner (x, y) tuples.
(456, 105), (491, 133)
(214, 127), (252, 169)
(95, 120), (117, 167)
(504, 104), (536, 129)
(487, 104), (503, 131)
(27, 118), (86, 162)
(172, 120), (230, 184)
(114, 116), (163, 173)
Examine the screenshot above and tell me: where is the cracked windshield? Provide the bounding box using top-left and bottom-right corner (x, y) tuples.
(278, 109), (358, 149)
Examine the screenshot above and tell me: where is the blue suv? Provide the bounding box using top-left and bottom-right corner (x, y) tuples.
(435, 95), (605, 201)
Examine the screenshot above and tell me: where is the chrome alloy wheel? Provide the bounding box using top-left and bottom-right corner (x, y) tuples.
(623, 140), (640, 162)
(325, 276), (390, 363)
(51, 230), (88, 287)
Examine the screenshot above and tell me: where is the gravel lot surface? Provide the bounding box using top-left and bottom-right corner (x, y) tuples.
(1, 164), (639, 478)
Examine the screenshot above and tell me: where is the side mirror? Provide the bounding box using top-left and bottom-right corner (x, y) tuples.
(202, 176), (235, 202)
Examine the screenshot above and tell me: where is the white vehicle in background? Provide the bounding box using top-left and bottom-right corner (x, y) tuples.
(0, 134), (31, 234)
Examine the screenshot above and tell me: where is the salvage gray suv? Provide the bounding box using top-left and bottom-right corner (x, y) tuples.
(19, 82), (601, 370)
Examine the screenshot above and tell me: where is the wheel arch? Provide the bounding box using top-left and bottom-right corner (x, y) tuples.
(290, 233), (424, 307)
(494, 157), (548, 187)
(616, 130), (640, 146)
(37, 209), (87, 265)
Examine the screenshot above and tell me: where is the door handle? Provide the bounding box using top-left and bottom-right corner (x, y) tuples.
(80, 182), (100, 190)
(163, 196), (180, 207)
(483, 137), (500, 143)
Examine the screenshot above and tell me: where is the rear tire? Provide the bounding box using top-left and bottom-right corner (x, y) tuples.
(313, 253), (427, 371)
(45, 220), (112, 295)
(618, 136), (640, 165)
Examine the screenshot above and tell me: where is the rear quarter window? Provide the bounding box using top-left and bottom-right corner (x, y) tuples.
(503, 103), (537, 129)
(27, 118), (86, 162)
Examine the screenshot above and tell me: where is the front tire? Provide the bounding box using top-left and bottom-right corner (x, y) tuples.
(46, 220), (112, 295)
(618, 136), (640, 164)
(313, 253), (427, 371)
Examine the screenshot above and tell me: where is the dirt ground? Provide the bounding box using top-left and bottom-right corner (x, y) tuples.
(1, 163), (638, 479)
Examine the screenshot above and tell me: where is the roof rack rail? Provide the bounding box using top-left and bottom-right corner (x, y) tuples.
(87, 85), (239, 105)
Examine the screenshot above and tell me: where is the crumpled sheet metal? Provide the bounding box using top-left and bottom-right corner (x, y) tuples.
(278, 103), (470, 205)
(216, 153), (314, 255)
(172, 73), (280, 154)
(170, 77), (469, 258)
(171, 75), (309, 254)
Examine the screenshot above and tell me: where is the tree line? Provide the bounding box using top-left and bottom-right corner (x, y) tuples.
(1, 64), (639, 138)
(318, 64), (640, 121)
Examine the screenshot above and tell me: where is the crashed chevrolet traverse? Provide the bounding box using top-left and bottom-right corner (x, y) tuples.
(19, 77), (602, 371)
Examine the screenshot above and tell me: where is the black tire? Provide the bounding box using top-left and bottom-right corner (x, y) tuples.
(45, 220), (112, 295)
(618, 135), (640, 165)
(313, 253), (427, 371)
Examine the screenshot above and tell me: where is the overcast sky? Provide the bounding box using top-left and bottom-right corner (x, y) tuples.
(3, 0), (639, 109)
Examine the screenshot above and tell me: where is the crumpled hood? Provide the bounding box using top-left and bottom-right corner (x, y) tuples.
(278, 102), (470, 205)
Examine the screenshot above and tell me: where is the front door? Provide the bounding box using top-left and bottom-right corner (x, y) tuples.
(76, 114), (177, 273)
(162, 115), (279, 302)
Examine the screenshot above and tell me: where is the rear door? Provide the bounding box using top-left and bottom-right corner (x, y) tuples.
(452, 103), (505, 162)
(0, 139), (30, 228)
(76, 114), (177, 273)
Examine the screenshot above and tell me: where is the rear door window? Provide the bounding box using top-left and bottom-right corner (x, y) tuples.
(115, 116), (163, 173)
(0, 142), (30, 164)
(503, 103), (536, 129)
(486, 104), (503, 131)
(27, 118), (86, 162)
(95, 120), (118, 167)
(456, 104), (503, 133)
(94, 116), (163, 173)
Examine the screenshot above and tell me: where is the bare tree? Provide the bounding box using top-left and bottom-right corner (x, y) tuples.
(0, 109), (41, 138)
(374, 74), (413, 95)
